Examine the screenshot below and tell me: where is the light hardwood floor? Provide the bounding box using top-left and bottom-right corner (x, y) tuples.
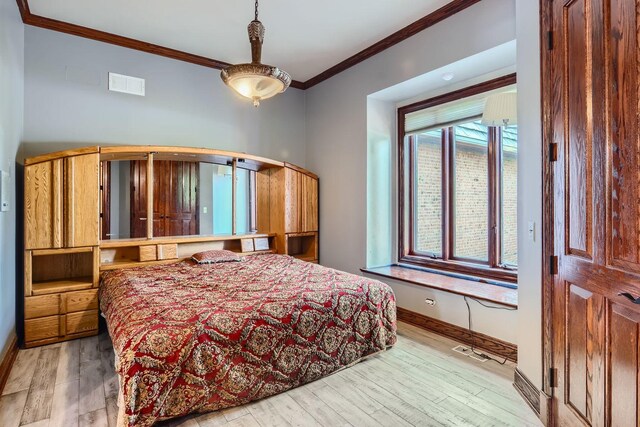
(0, 322), (542, 427)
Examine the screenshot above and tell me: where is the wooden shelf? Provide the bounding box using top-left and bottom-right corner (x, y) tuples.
(100, 233), (276, 248)
(100, 250), (276, 270)
(31, 277), (94, 296)
(240, 250), (274, 256)
(286, 233), (318, 261)
(293, 255), (317, 262)
(100, 258), (182, 271)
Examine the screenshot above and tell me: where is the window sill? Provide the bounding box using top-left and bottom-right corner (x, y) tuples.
(361, 265), (517, 308)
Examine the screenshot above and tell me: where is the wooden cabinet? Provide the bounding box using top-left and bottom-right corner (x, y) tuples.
(268, 167), (318, 234)
(23, 246), (100, 348)
(282, 167), (318, 233)
(25, 153), (100, 249)
(263, 166), (319, 262)
(22, 146), (319, 347)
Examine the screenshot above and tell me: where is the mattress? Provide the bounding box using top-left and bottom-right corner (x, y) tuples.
(99, 254), (397, 426)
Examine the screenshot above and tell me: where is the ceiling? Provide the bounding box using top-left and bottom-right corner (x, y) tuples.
(27, 0), (453, 82)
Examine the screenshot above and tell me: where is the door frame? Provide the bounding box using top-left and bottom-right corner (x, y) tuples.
(540, 0), (555, 424)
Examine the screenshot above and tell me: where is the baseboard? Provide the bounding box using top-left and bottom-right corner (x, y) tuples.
(396, 306), (517, 362)
(539, 390), (552, 427)
(0, 332), (18, 395)
(513, 367), (541, 417)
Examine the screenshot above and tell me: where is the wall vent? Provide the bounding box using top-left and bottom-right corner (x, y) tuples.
(108, 72), (145, 96)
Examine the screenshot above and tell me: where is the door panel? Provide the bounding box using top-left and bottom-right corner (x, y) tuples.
(24, 160), (63, 249)
(165, 161), (199, 237)
(64, 154), (100, 247)
(131, 160), (199, 237)
(301, 174), (318, 232)
(610, 303), (640, 427)
(565, 0), (593, 259)
(609, 0), (640, 271)
(565, 284), (605, 425)
(552, 0), (640, 425)
(130, 160), (148, 238)
(284, 168), (301, 233)
(152, 160), (167, 237)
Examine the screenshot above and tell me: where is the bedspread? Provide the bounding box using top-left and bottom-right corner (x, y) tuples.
(99, 254), (397, 426)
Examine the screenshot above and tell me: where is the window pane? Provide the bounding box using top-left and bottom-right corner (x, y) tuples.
(453, 121), (489, 261)
(501, 126), (518, 266)
(413, 131), (442, 255)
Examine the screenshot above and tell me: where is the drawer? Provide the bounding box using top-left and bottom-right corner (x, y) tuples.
(66, 310), (98, 335)
(139, 245), (157, 262)
(157, 244), (177, 260)
(25, 316), (59, 342)
(25, 294), (60, 319)
(66, 289), (98, 313)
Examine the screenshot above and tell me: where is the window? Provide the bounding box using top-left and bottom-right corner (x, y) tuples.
(398, 75), (517, 283)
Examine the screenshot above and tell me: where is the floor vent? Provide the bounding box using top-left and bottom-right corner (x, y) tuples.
(452, 345), (488, 362)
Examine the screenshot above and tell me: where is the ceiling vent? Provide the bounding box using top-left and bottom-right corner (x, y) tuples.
(108, 72), (145, 96)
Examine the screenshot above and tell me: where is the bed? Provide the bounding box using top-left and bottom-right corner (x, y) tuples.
(99, 253), (397, 427)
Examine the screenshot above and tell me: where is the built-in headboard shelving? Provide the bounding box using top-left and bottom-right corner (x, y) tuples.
(22, 145), (319, 348)
(99, 234), (277, 270)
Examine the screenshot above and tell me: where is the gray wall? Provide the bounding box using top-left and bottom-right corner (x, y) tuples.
(306, 0), (520, 345)
(23, 26), (307, 166)
(516, 0), (543, 389)
(0, 0), (24, 356)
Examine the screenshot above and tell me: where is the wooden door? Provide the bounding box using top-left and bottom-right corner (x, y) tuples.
(25, 159), (63, 249)
(164, 161), (199, 236)
(151, 160), (168, 237)
(100, 161), (111, 240)
(131, 160), (199, 238)
(284, 168), (301, 233)
(301, 174), (318, 232)
(64, 153), (100, 247)
(551, 0), (640, 425)
(130, 160), (148, 238)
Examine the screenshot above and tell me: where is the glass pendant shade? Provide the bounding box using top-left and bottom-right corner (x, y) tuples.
(221, 64), (290, 107)
(221, 7), (291, 107)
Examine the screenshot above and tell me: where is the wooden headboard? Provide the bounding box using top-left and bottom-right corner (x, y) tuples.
(22, 145), (319, 347)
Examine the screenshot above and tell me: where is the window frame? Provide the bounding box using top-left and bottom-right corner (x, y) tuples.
(398, 74), (517, 283)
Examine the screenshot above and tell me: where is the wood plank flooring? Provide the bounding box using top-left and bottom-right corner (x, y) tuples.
(0, 322), (541, 427)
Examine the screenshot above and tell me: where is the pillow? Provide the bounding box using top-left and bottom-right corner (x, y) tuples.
(191, 249), (242, 264)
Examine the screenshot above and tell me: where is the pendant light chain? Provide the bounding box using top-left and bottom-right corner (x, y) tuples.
(255, 0), (259, 21)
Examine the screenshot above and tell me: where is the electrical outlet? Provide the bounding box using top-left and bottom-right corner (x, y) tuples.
(203, 206), (208, 214)
(424, 298), (436, 306)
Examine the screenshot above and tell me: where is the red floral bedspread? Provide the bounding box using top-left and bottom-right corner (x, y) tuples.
(99, 254), (397, 426)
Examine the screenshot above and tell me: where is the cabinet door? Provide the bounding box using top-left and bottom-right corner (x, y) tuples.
(284, 168), (301, 233)
(25, 160), (63, 249)
(301, 175), (318, 232)
(64, 154), (100, 247)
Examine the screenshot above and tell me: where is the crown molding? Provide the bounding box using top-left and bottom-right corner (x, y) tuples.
(303, 0), (481, 88)
(16, 0), (480, 91)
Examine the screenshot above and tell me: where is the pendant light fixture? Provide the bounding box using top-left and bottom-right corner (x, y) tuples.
(221, 0), (291, 107)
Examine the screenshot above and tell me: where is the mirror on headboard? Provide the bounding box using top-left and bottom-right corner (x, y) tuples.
(101, 159), (137, 240)
(100, 158), (258, 240)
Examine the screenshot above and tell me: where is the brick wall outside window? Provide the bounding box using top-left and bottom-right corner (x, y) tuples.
(414, 134), (517, 265)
